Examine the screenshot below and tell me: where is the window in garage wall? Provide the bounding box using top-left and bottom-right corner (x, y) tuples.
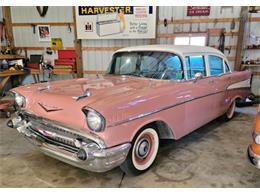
(174, 35), (207, 46)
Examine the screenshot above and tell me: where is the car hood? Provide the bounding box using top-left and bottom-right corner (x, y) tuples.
(21, 75), (158, 102)
(13, 75), (170, 130)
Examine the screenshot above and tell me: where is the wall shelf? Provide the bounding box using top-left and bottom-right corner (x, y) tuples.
(242, 64), (260, 67)
(246, 45), (260, 50)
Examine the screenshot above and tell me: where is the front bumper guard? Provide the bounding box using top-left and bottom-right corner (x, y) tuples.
(247, 145), (260, 169)
(8, 113), (131, 172)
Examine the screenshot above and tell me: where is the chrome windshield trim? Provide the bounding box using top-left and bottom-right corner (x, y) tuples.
(20, 111), (106, 148)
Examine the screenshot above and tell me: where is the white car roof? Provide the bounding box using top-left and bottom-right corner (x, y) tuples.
(116, 45), (225, 58)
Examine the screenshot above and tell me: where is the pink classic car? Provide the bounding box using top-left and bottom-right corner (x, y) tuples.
(8, 45), (252, 175)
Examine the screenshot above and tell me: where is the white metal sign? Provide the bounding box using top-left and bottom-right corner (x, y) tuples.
(75, 6), (156, 39)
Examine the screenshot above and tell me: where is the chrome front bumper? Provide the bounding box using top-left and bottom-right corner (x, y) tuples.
(8, 112), (131, 172)
(247, 145), (260, 169)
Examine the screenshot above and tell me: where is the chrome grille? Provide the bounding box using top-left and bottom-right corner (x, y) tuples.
(22, 112), (93, 149)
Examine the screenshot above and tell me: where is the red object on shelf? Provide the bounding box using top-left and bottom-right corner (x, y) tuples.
(55, 50), (76, 70)
(58, 50), (76, 59)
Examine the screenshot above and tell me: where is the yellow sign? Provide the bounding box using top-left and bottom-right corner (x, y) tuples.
(51, 38), (63, 50)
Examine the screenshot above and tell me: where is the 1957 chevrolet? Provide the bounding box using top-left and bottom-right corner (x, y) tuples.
(7, 45), (252, 175)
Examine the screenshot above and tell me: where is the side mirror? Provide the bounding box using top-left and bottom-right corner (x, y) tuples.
(194, 72), (203, 83)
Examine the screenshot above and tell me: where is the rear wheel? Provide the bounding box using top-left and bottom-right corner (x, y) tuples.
(120, 126), (159, 175)
(223, 100), (236, 121)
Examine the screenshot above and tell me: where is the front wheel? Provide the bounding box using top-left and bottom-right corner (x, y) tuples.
(120, 126), (159, 175)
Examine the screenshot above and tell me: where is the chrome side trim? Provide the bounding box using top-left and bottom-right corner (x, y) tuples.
(108, 90), (226, 127)
(108, 87), (250, 128)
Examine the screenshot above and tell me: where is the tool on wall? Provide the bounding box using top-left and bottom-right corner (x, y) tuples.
(230, 18), (236, 38)
(218, 30), (225, 53)
(68, 23), (72, 33)
(31, 24), (36, 34)
(36, 6), (49, 17)
(163, 18), (168, 27)
(225, 47), (231, 55)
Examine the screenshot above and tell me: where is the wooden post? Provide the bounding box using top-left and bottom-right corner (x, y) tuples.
(150, 6), (159, 45)
(3, 6), (15, 48)
(234, 6), (248, 71)
(72, 6), (83, 78)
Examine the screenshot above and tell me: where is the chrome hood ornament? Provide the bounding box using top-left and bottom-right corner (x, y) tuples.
(72, 88), (92, 101)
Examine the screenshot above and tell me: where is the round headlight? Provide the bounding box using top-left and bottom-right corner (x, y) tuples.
(15, 93), (25, 107)
(86, 110), (105, 132)
(255, 134), (260, 144)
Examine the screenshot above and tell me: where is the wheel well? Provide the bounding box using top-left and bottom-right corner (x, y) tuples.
(234, 96), (243, 104)
(141, 120), (175, 140)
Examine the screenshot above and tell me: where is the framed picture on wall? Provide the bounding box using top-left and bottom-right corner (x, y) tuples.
(37, 25), (51, 42)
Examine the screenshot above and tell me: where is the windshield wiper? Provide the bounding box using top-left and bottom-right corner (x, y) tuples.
(122, 72), (144, 78)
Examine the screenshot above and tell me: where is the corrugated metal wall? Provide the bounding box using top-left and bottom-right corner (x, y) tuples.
(159, 6), (241, 69)
(10, 6), (74, 64)
(0, 7), (3, 20)
(82, 6), (242, 72)
(10, 6), (242, 71)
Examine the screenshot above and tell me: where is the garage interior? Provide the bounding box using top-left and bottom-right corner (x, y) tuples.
(0, 6), (260, 187)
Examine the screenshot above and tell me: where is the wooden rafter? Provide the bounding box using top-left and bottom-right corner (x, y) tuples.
(2, 6), (14, 48)
(72, 6), (83, 78)
(234, 7), (248, 71)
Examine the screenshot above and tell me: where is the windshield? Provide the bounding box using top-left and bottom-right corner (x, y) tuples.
(107, 51), (184, 80)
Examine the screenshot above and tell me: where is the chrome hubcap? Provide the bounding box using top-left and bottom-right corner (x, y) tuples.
(136, 138), (150, 159)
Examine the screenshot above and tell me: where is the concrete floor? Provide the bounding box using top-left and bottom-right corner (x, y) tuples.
(0, 106), (260, 187)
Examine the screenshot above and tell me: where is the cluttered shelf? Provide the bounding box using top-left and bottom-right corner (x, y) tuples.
(0, 54), (25, 60)
(246, 45), (260, 50)
(242, 64), (260, 67)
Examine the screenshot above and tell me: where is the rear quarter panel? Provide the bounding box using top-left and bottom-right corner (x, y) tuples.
(227, 70), (252, 103)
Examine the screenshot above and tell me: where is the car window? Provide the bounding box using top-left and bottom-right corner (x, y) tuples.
(185, 55), (206, 79)
(108, 51), (183, 80)
(208, 55), (224, 76)
(163, 56), (183, 80)
(140, 56), (158, 72)
(224, 61), (231, 73)
(115, 54), (138, 74)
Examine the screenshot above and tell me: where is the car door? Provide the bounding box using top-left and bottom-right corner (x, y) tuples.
(181, 55), (216, 135)
(207, 55), (232, 118)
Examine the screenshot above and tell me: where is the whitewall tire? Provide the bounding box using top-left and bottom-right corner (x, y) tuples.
(120, 126), (159, 175)
(223, 100), (236, 121)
